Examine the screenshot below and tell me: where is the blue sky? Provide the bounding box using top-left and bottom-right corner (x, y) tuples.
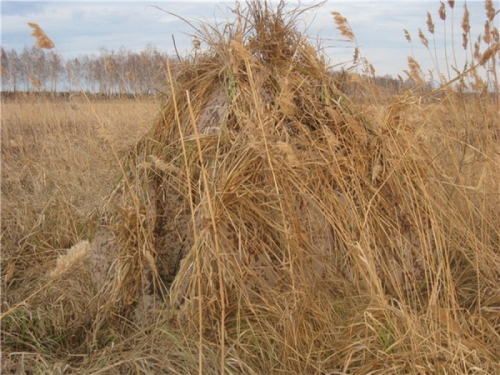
(0, 1), (494, 77)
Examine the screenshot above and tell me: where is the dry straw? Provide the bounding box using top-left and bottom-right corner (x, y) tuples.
(86, 1), (500, 373)
(5, 1), (497, 373)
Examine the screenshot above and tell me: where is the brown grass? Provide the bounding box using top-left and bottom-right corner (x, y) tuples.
(1, 96), (155, 302)
(2, 1), (500, 374)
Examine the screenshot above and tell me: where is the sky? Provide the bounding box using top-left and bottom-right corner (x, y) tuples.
(0, 1), (494, 78)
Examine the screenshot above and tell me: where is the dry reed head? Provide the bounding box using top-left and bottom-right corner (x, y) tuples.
(483, 21), (491, 44)
(493, 27), (500, 43)
(462, 4), (470, 49)
(418, 28), (429, 48)
(479, 42), (500, 65)
(49, 241), (90, 279)
(407, 56), (424, 84)
(439, 2), (446, 21)
(485, 0), (496, 22)
(28, 22), (54, 49)
(474, 35), (482, 61)
(404, 29), (412, 43)
(426, 12), (435, 34)
(353, 46), (359, 64)
(447, 0), (455, 9)
(331, 11), (355, 41)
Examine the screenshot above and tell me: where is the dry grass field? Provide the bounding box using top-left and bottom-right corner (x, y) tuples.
(1, 96), (158, 372)
(1, 2), (500, 374)
(1, 96), (157, 251)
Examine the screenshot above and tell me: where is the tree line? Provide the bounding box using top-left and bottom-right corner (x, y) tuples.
(1, 45), (171, 95)
(1, 44), (430, 99)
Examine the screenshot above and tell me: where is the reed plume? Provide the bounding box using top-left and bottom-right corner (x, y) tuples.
(418, 28), (429, 48)
(462, 4), (470, 49)
(49, 241), (90, 280)
(484, 21), (491, 44)
(439, 2), (446, 21)
(479, 43), (500, 66)
(331, 11), (355, 41)
(485, 0), (495, 22)
(404, 29), (412, 43)
(426, 12), (435, 34)
(28, 22), (54, 49)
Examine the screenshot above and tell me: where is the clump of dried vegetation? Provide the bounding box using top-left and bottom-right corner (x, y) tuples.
(2, 1), (499, 374)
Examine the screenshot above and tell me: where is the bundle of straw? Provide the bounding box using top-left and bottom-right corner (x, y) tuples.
(90, 7), (499, 370)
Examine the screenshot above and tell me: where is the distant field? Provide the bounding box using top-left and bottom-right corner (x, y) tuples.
(1, 95), (156, 256)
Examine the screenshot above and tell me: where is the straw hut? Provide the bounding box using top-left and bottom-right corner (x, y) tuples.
(91, 1), (433, 326)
